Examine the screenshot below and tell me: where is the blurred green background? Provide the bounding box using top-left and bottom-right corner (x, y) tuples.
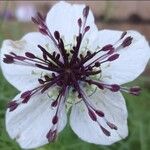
(0, 1), (150, 150)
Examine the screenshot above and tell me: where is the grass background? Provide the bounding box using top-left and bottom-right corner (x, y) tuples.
(0, 22), (150, 150)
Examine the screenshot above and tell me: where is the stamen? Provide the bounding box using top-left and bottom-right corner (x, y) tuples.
(3, 54), (14, 64)
(88, 108), (97, 121)
(101, 44), (114, 51)
(106, 54), (119, 62)
(100, 125), (111, 136)
(106, 122), (118, 130)
(25, 52), (36, 59)
(54, 31), (60, 41)
(120, 31), (127, 39)
(51, 99), (58, 107)
(121, 36), (133, 47)
(7, 101), (19, 112)
(46, 129), (57, 142)
(78, 18), (82, 33)
(83, 6), (89, 18)
(95, 110), (105, 117)
(52, 115), (58, 125)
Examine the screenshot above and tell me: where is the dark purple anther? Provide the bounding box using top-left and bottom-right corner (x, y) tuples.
(95, 110), (105, 117)
(88, 109), (97, 121)
(46, 129), (57, 142)
(54, 31), (60, 41)
(56, 54), (60, 60)
(21, 91), (32, 99)
(52, 115), (58, 125)
(83, 6), (89, 18)
(3, 55), (14, 64)
(122, 36), (133, 47)
(120, 31), (127, 39)
(106, 122), (118, 130)
(78, 18), (82, 28)
(107, 54), (119, 62)
(7, 101), (19, 112)
(38, 78), (45, 84)
(100, 125), (111, 136)
(101, 44), (114, 51)
(84, 26), (90, 33)
(25, 52), (36, 58)
(129, 86), (141, 95)
(51, 100), (58, 107)
(130, 86), (141, 92)
(95, 62), (100, 67)
(97, 83), (104, 90)
(110, 84), (120, 92)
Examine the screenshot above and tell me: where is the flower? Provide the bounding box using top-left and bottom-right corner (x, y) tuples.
(1, 1), (150, 149)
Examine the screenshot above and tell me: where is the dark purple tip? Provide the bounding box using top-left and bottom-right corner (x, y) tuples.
(3, 55), (14, 64)
(97, 83), (104, 90)
(25, 52), (36, 59)
(130, 86), (141, 95)
(7, 101), (17, 108)
(84, 26), (90, 33)
(120, 31), (127, 39)
(107, 122), (118, 130)
(122, 36), (133, 47)
(130, 86), (141, 92)
(51, 100), (58, 107)
(7, 101), (19, 112)
(21, 91), (32, 99)
(54, 31), (60, 41)
(100, 125), (111, 136)
(95, 62), (100, 67)
(56, 54), (60, 60)
(38, 78), (45, 84)
(88, 109), (97, 121)
(83, 6), (89, 18)
(52, 115), (58, 125)
(110, 84), (120, 92)
(101, 44), (114, 51)
(95, 110), (105, 117)
(107, 54), (119, 61)
(78, 18), (82, 28)
(46, 129), (57, 142)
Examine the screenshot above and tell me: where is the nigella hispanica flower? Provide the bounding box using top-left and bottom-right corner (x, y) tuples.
(1, 1), (150, 149)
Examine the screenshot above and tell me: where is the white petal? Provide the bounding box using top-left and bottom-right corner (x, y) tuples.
(6, 92), (67, 149)
(98, 30), (150, 84)
(46, 1), (98, 44)
(1, 32), (54, 91)
(70, 89), (128, 145)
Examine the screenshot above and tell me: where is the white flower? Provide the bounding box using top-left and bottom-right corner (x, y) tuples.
(1, 1), (150, 149)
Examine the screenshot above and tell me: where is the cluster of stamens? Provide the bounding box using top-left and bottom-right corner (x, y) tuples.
(4, 6), (141, 142)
